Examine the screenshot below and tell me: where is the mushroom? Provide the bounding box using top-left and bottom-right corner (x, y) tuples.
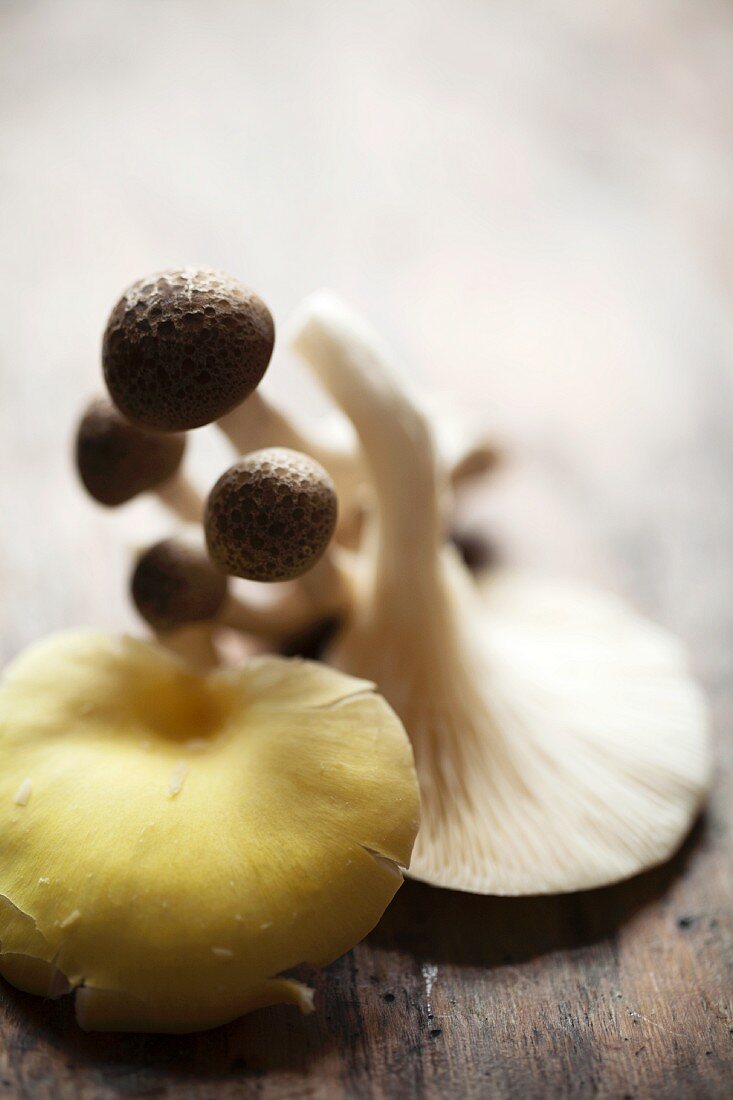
(288, 291), (712, 895)
(0, 630), (419, 1032)
(124, 450), (350, 669)
(131, 537), (331, 651)
(203, 447), (352, 642)
(205, 448), (338, 582)
(75, 397), (202, 522)
(103, 268), (275, 433)
(102, 268), (498, 539)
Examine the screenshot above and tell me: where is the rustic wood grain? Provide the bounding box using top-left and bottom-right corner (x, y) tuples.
(0, 1), (731, 1097)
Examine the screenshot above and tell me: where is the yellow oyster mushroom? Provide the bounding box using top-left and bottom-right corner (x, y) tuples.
(0, 631), (419, 1032)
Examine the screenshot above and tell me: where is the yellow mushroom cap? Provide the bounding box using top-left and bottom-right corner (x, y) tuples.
(0, 632), (419, 1032)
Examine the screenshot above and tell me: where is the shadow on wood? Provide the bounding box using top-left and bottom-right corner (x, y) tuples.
(371, 816), (707, 967)
(0, 964), (338, 1085)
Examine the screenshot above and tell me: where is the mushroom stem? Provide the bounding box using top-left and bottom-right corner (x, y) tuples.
(297, 548), (354, 617)
(219, 588), (312, 639)
(288, 293), (445, 607)
(218, 392), (301, 453)
(215, 555), (352, 640)
(154, 625), (219, 670)
(155, 472), (205, 524)
(153, 584), (343, 645)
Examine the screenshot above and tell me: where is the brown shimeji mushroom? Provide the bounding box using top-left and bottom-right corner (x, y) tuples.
(204, 448), (351, 645)
(205, 448), (338, 583)
(131, 537), (330, 656)
(132, 538), (228, 632)
(0, 631), (419, 1031)
(101, 267), (356, 489)
(101, 267), (377, 543)
(288, 291), (712, 896)
(75, 398), (202, 522)
(103, 268), (275, 433)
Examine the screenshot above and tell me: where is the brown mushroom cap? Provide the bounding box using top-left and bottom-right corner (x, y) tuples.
(75, 398), (186, 506)
(131, 538), (229, 631)
(103, 268), (275, 432)
(205, 448), (338, 582)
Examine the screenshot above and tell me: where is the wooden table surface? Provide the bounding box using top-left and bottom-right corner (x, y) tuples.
(0, 1), (731, 1096)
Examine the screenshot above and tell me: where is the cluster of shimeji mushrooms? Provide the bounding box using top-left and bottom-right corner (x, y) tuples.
(0, 267), (711, 1035)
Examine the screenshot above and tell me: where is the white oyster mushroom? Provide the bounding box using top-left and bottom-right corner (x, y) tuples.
(288, 291), (712, 895)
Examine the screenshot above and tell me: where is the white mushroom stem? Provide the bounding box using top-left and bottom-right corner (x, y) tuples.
(155, 472), (205, 524)
(219, 590), (307, 638)
(289, 291), (711, 896)
(220, 553), (352, 639)
(289, 294), (446, 605)
(296, 547), (355, 620)
(153, 601), (297, 669)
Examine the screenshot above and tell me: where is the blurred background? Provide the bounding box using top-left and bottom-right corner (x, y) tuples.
(0, 0), (731, 687)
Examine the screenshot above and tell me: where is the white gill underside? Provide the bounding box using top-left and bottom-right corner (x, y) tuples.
(291, 291), (711, 895)
(333, 563), (710, 895)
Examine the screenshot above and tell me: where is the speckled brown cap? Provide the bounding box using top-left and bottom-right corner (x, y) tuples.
(75, 398), (186, 506)
(103, 268), (275, 432)
(131, 538), (229, 631)
(205, 448), (338, 582)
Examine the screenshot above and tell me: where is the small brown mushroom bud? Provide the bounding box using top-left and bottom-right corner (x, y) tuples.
(131, 539), (229, 633)
(103, 268), (274, 432)
(75, 398), (202, 521)
(205, 448), (338, 582)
